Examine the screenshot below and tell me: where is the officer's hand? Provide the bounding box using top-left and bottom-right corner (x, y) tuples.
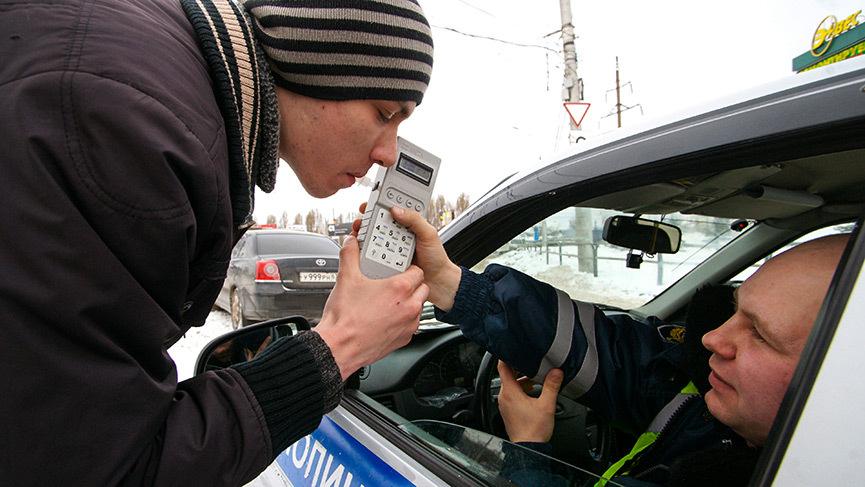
(352, 202), (461, 312)
(497, 361), (563, 443)
(314, 235), (428, 380)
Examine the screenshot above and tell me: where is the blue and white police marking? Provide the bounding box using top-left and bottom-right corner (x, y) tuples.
(275, 407), (446, 487)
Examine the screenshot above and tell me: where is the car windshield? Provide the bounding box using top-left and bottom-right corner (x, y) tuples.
(256, 234), (340, 256)
(471, 208), (744, 309)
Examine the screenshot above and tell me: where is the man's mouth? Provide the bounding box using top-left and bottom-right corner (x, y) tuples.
(708, 369), (734, 392)
(346, 170), (369, 183)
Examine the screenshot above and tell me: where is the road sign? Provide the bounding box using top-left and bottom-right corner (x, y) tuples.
(564, 101), (591, 128)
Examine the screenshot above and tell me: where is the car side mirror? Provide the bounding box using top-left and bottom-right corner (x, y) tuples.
(194, 316), (311, 375)
(602, 215), (681, 254)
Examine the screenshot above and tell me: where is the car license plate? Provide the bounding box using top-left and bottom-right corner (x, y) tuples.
(299, 272), (337, 283)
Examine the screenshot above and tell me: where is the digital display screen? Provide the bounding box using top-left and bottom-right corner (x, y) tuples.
(396, 154), (433, 185)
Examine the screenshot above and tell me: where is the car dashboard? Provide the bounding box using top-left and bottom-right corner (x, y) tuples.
(358, 325), (484, 425)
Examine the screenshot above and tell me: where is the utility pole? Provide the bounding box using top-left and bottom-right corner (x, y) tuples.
(616, 56), (622, 128)
(604, 56), (642, 128)
(559, 0), (582, 123)
(558, 0), (594, 275)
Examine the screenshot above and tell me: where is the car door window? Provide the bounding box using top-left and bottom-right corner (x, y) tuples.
(470, 207), (743, 309)
(398, 419), (617, 486)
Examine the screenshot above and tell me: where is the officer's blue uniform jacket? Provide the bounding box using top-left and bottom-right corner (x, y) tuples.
(436, 265), (748, 486)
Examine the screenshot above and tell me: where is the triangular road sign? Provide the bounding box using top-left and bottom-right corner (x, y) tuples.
(563, 101), (591, 128)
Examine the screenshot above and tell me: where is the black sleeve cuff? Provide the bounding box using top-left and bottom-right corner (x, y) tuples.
(295, 331), (344, 413)
(434, 266), (493, 324)
(232, 331), (343, 454)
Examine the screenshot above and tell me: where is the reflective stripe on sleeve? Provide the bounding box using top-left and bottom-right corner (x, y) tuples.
(533, 290), (599, 399)
(533, 288), (575, 382)
(564, 300), (599, 397)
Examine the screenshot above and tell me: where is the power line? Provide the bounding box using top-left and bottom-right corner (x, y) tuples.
(452, 0), (495, 17)
(431, 24), (560, 54)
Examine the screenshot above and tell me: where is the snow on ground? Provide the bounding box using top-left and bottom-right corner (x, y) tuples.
(480, 247), (666, 309)
(168, 309), (234, 381)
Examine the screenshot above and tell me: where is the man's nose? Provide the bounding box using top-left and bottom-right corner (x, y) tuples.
(370, 130), (398, 167)
(702, 318), (736, 359)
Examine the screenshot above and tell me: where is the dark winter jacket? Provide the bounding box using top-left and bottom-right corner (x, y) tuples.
(436, 265), (756, 486)
(0, 0), (339, 485)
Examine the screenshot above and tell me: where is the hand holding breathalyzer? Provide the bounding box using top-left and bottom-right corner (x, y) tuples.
(357, 137), (440, 279)
(353, 203), (461, 313)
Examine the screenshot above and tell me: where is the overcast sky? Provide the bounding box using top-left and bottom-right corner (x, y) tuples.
(252, 0), (863, 223)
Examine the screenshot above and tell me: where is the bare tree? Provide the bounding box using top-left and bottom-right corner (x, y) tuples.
(266, 214), (277, 225)
(279, 211), (289, 228)
(305, 210), (316, 232)
(426, 198), (437, 227)
(294, 213), (303, 225)
(455, 192), (470, 216)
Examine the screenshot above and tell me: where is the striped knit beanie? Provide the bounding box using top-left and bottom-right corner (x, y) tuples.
(242, 0), (434, 105)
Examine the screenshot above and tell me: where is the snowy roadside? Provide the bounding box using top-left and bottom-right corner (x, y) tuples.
(168, 309), (235, 381)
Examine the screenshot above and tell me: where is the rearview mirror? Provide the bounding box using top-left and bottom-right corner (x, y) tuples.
(195, 316), (311, 375)
(602, 216), (681, 254)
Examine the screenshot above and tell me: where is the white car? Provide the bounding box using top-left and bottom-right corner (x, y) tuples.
(199, 57), (865, 486)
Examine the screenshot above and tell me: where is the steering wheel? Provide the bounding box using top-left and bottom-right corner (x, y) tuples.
(474, 351), (615, 472)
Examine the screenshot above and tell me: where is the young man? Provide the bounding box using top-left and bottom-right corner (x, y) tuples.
(1, 0), (432, 485)
(384, 207), (847, 485)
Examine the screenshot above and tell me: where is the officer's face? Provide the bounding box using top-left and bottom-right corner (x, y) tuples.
(275, 87), (415, 198)
(701, 240), (841, 446)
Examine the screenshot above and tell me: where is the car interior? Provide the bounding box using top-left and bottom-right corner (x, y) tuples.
(350, 147), (865, 483)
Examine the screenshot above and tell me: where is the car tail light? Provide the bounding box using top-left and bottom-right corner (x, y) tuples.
(255, 259), (281, 281)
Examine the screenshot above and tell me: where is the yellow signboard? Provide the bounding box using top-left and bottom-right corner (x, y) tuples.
(801, 39), (865, 72)
(811, 10), (863, 56)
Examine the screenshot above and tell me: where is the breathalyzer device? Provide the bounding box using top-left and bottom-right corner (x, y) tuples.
(358, 137), (440, 279)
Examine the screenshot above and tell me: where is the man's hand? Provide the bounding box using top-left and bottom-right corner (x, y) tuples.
(314, 235), (429, 380)
(352, 203), (461, 312)
(497, 361), (563, 443)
